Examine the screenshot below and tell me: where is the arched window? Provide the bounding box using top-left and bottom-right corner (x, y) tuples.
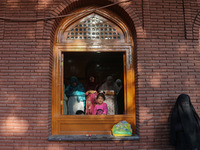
(52, 7), (135, 135)
(60, 14), (124, 42)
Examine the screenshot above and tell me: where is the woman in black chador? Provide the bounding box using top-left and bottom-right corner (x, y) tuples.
(170, 94), (200, 150)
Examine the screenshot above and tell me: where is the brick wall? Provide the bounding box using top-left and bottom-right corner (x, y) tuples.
(0, 0), (200, 149)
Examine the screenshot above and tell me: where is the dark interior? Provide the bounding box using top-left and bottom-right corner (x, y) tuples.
(63, 52), (124, 89)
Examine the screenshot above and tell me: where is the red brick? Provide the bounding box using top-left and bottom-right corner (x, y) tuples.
(0, 0), (200, 150)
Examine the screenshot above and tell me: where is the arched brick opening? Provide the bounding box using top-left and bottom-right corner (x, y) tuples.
(47, 0), (144, 135)
(50, 0), (143, 39)
(192, 12), (200, 40)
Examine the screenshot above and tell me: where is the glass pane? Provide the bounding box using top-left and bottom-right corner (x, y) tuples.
(63, 52), (124, 115)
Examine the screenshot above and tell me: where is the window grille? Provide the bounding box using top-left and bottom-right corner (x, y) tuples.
(62, 14), (125, 43)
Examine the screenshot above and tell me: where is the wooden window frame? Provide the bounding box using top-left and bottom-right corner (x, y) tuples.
(52, 8), (136, 135)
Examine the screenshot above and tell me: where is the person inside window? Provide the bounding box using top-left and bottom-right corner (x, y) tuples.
(85, 75), (98, 115)
(170, 94), (200, 150)
(85, 75), (97, 92)
(114, 79), (122, 95)
(115, 81), (124, 114)
(93, 92), (108, 115)
(114, 79), (123, 114)
(65, 76), (85, 115)
(98, 76), (116, 115)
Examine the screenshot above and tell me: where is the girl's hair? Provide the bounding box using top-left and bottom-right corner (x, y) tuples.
(97, 92), (105, 100)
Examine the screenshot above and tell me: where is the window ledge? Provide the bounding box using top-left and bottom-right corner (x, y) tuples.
(48, 134), (140, 141)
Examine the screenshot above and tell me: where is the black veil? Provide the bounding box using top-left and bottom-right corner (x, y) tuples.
(170, 94), (200, 150)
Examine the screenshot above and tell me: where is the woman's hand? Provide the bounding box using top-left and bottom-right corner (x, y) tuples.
(86, 90), (96, 94)
(105, 90), (115, 96)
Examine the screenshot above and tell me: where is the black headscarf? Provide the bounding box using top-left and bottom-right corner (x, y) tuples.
(170, 94), (200, 150)
(85, 76), (97, 92)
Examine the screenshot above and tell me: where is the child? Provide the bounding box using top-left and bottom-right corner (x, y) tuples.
(92, 92), (108, 115)
(85, 90), (97, 115)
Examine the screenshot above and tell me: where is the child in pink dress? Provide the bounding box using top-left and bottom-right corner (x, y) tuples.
(93, 93), (108, 115)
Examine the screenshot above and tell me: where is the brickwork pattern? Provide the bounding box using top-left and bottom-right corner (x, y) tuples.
(0, 0), (200, 149)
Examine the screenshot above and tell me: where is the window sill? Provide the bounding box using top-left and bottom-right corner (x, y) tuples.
(48, 134), (140, 141)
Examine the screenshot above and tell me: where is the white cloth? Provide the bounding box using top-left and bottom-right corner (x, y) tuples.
(68, 96), (84, 115)
(104, 95), (115, 115)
